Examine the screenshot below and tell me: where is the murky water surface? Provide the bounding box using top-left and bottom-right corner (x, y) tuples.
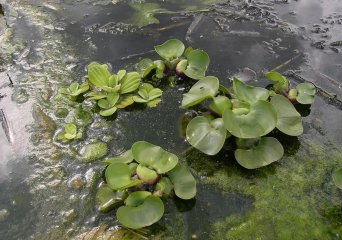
(0, 0), (342, 239)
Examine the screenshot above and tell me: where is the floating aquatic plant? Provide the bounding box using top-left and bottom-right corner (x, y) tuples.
(332, 168), (342, 189)
(137, 39), (210, 81)
(56, 123), (82, 142)
(53, 39), (318, 232)
(181, 72), (316, 169)
(97, 141), (196, 229)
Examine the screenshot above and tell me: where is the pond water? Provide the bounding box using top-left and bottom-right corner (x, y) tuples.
(0, 0), (342, 239)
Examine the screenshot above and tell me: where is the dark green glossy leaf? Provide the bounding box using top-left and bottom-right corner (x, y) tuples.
(235, 137), (284, 169)
(168, 164), (196, 200)
(154, 39), (185, 61)
(105, 163), (142, 190)
(270, 94), (303, 136)
(223, 100), (277, 138)
(96, 184), (127, 212)
(124, 191), (151, 207)
(136, 58), (156, 78)
(131, 141), (178, 174)
(233, 77), (269, 104)
(181, 76), (219, 108)
(209, 96), (232, 116)
(117, 195), (164, 229)
(102, 150), (134, 165)
(184, 49), (210, 80)
(296, 83), (316, 104)
(136, 164), (159, 184)
(186, 116), (227, 155)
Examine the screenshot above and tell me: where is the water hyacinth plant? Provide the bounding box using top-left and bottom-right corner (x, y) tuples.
(181, 72), (316, 169)
(97, 141), (196, 229)
(53, 39), (319, 231)
(136, 39), (210, 81)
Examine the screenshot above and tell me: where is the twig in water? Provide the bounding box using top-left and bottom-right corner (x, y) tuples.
(121, 50), (155, 60)
(271, 54), (301, 72)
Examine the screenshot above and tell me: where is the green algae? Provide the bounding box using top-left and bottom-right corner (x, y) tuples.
(78, 142), (108, 163)
(200, 138), (342, 240)
(55, 107), (69, 118)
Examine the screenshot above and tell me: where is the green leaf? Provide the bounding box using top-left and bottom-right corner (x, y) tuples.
(184, 49), (210, 80)
(136, 58), (156, 78)
(120, 72), (141, 94)
(102, 150), (134, 165)
(117, 195), (164, 229)
(270, 95), (303, 136)
(128, 2), (164, 27)
(184, 46), (193, 58)
(235, 137), (284, 169)
(87, 62), (110, 87)
(98, 99), (110, 109)
(186, 116), (227, 155)
(87, 91), (107, 100)
(223, 100), (277, 138)
(128, 163), (138, 175)
(131, 141), (178, 174)
(117, 70), (126, 81)
(296, 83), (316, 104)
(107, 92), (120, 106)
(209, 96), (232, 116)
(146, 98), (161, 108)
(105, 163), (142, 190)
(154, 60), (166, 79)
(136, 164), (159, 184)
(181, 76), (219, 108)
(168, 164), (196, 200)
(265, 71), (288, 92)
(154, 39), (185, 61)
(332, 168), (342, 189)
(116, 95), (135, 109)
(154, 177), (173, 197)
(99, 106), (117, 116)
(64, 123), (77, 135)
(96, 184), (127, 212)
(148, 88), (163, 100)
(133, 96), (148, 103)
(124, 191), (151, 207)
(233, 77), (269, 104)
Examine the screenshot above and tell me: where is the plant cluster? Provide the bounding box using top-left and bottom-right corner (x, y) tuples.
(181, 73), (316, 169)
(66, 62), (163, 117)
(97, 141), (196, 229)
(55, 39), (320, 230)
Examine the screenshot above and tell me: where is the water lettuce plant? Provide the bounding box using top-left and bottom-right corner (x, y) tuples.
(56, 123), (82, 142)
(97, 141), (196, 229)
(181, 72), (316, 169)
